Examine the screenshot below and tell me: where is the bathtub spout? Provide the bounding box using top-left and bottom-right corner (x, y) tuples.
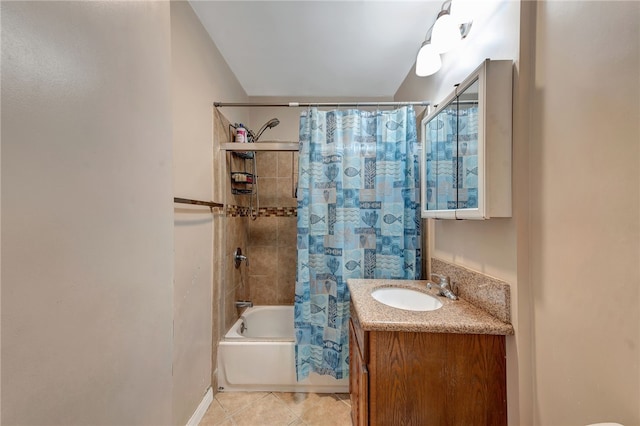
(235, 300), (253, 308)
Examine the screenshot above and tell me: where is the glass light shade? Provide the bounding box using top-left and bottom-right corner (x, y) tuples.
(450, 0), (475, 25)
(431, 12), (460, 53)
(415, 41), (442, 77)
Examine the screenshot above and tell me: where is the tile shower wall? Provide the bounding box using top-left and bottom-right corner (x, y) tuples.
(214, 112), (300, 343)
(254, 151), (298, 209)
(225, 216), (249, 324)
(247, 152), (298, 305)
(213, 111), (250, 360)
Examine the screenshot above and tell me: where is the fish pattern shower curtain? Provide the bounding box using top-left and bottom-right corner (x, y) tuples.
(295, 106), (421, 380)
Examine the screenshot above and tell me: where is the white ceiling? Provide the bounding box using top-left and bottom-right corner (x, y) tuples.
(189, 1), (443, 98)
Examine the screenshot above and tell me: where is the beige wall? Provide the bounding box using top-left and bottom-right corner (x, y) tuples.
(395, 0), (521, 284)
(397, 0), (640, 425)
(394, 1), (527, 423)
(170, 2), (248, 423)
(530, 2), (639, 424)
(1, 2), (174, 424)
(1, 1), (252, 424)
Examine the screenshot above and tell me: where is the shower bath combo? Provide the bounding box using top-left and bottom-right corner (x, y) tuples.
(217, 100), (426, 392)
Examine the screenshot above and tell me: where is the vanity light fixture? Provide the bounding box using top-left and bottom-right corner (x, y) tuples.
(414, 0), (473, 77)
(431, 6), (461, 53)
(415, 39), (442, 77)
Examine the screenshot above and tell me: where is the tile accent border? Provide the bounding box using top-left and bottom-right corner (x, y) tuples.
(225, 205), (297, 218)
(431, 258), (511, 324)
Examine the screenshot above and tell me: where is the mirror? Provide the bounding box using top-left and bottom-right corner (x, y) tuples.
(425, 96), (457, 213)
(456, 78), (479, 209)
(420, 59), (513, 220)
(422, 77), (480, 214)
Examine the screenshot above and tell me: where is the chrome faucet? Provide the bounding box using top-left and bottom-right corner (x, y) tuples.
(235, 300), (253, 308)
(428, 273), (458, 300)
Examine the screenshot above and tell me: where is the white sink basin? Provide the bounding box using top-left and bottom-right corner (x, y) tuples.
(371, 287), (443, 312)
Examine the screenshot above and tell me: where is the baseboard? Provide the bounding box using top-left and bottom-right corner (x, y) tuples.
(186, 387), (213, 426)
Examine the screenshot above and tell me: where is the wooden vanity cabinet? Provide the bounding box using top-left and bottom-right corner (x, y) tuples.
(349, 308), (507, 425)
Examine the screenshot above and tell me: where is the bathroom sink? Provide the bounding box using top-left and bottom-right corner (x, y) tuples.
(371, 287), (443, 312)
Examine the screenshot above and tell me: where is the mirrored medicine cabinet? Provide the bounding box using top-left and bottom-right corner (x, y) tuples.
(421, 59), (513, 220)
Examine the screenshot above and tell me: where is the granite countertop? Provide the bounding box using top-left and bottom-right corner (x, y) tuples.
(347, 279), (514, 335)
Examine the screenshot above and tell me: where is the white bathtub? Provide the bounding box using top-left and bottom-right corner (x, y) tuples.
(217, 305), (349, 392)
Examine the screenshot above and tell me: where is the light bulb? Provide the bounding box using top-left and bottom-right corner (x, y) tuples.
(450, 0), (474, 39)
(415, 41), (442, 77)
(431, 12), (461, 53)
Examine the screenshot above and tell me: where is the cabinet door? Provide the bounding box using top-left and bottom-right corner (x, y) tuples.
(424, 96), (458, 218)
(427, 104), (458, 210)
(456, 78), (480, 211)
(421, 59), (512, 219)
(349, 321), (368, 426)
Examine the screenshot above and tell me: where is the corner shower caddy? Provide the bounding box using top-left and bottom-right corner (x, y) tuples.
(229, 154), (256, 196)
(226, 125), (254, 195)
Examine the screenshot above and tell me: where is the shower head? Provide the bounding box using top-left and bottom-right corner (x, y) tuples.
(265, 118), (280, 129)
(252, 118), (280, 141)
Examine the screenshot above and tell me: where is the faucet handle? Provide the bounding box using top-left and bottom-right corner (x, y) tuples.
(430, 273), (450, 286)
(234, 247), (249, 268)
(429, 273), (458, 300)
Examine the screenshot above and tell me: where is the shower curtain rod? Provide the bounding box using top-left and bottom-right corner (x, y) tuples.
(213, 101), (430, 108)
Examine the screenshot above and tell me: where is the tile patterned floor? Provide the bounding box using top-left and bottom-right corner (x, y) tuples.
(199, 391), (352, 426)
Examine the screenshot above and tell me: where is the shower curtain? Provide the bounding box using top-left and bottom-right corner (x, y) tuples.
(294, 106), (421, 380)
